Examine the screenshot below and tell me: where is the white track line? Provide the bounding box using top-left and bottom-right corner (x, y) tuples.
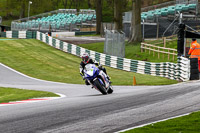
(116, 112), (191, 133)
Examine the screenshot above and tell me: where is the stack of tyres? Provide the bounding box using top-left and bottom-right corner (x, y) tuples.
(190, 58), (199, 80)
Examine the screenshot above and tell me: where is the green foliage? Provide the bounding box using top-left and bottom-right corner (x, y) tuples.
(0, 87), (58, 103)
(0, 0), (173, 26)
(0, 38), (178, 85)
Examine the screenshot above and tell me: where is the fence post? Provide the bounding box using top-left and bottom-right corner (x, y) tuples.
(149, 45), (151, 55)
(153, 48), (155, 57)
(145, 44), (147, 52)
(141, 43), (144, 52)
(163, 37), (166, 47)
(163, 49), (165, 59)
(173, 51), (175, 61)
(158, 48), (160, 59)
(168, 49), (170, 60)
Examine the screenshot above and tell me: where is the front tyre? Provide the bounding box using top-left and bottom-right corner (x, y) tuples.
(107, 87), (113, 94)
(94, 80), (107, 95)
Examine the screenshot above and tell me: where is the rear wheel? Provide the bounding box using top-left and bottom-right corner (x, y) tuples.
(94, 80), (107, 95)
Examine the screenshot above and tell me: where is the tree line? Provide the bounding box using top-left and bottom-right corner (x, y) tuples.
(0, 0), (173, 43)
(0, 0), (131, 21)
(0, 0), (173, 21)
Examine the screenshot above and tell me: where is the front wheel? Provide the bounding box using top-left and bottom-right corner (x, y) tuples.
(94, 80), (107, 95)
(107, 87), (113, 94)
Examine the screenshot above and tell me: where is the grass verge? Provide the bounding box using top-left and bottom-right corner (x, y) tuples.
(79, 41), (177, 63)
(0, 87), (59, 103)
(0, 39), (178, 85)
(123, 112), (200, 133)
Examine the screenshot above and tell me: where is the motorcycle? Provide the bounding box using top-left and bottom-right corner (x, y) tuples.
(81, 64), (113, 95)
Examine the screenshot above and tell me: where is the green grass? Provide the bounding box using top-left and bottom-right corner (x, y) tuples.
(0, 39), (178, 85)
(0, 87), (59, 103)
(80, 42), (104, 53)
(79, 41), (177, 63)
(123, 112), (200, 133)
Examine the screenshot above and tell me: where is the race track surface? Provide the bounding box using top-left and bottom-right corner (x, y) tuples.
(0, 63), (200, 133)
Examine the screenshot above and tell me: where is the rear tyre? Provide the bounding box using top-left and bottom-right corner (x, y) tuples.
(94, 80), (107, 95)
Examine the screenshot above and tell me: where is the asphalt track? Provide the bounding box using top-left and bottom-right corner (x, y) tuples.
(0, 63), (200, 133)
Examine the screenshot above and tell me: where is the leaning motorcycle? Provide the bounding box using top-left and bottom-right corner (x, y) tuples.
(81, 64), (113, 95)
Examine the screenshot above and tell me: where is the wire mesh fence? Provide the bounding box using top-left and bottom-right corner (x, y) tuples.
(104, 30), (125, 58)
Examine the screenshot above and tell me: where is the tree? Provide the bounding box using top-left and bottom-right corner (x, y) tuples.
(62, 0), (68, 9)
(51, 0), (61, 10)
(88, 0), (92, 8)
(95, 0), (102, 34)
(128, 0), (142, 43)
(113, 0), (123, 31)
(19, 0), (26, 19)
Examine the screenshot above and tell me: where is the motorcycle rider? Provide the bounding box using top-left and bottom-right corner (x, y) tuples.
(188, 38), (200, 72)
(80, 53), (110, 85)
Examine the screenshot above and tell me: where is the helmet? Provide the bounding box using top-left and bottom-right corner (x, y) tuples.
(82, 53), (90, 63)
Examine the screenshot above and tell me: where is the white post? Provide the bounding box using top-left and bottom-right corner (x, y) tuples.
(28, 1), (32, 20)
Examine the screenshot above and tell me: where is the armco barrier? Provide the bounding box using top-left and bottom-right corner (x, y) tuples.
(0, 31), (190, 81)
(1, 31), (36, 39)
(36, 31), (190, 81)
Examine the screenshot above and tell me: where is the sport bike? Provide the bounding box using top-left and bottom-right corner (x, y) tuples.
(81, 64), (113, 95)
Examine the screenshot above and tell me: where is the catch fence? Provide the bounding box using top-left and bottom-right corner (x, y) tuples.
(104, 30), (125, 58)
